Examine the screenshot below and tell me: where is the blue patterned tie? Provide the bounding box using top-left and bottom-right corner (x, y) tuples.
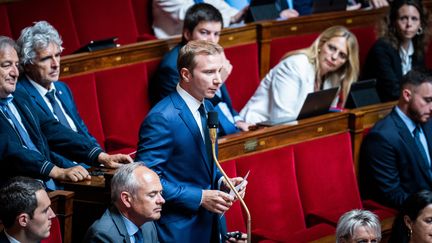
(0, 97), (56, 190)
(45, 90), (71, 129)
(134, 229), (143, 243)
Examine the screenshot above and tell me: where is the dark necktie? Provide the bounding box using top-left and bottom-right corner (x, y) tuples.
(413, 125), (430, 165)
(0, 99), (39, 152)
(134, 229), (143, 243)
(45, 90), (71, 128)
(198, 104), (213, 164)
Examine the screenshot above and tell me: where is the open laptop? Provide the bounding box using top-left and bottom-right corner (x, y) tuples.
(345, 79), (381, 109)
(257, 87), (339, 126)
(312, 0), (347, 14)
(245, 0), (280, 22)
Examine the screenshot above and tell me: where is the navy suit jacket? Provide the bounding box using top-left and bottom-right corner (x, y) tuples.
(84, 206), (159, 243)
(361, 38), (426, 102)
(135, 91), (225, 242)
(17, 77), (100, 168)
(359, 108), (432, 208)
(150, 43), (239, 136)
(0, 231), (10, 243)
(0, 89), (102, 183)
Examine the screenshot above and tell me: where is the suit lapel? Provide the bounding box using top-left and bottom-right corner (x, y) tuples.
(392, 110), (432, 179)
(171, 92), (212, 176)
(20, 78), (52, 117)
(109, 207), (131, 243)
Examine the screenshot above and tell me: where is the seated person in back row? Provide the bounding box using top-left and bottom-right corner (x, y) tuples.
(0, 36), (132, 189)
(16, 21), (108, 169)
(336, 209), (382, 243)
(361, 0), (429, 102)
(240, 25), (359, 124)
(360, 70), (432, 209)
(151, 3), (251, 135)
(0, 177), (56, 243)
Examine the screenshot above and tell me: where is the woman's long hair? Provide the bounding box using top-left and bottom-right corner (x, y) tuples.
(282, 26), (359, 107)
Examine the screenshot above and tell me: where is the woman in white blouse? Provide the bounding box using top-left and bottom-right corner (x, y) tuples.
(240, 26), (359, 124)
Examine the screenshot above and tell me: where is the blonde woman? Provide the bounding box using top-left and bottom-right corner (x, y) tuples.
(240, 26), (359, 124)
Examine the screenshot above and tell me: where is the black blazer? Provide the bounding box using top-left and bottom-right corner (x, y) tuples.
(362, 38), (426, 102)
(0, 90), (102, 183)
(359, 108), (432, 208)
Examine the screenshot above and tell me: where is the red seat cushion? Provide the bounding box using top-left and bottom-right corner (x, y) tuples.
(236, 146), (333, 241)
(7, 0), (80, 55)
(224, 43), (261, 110)
(70, 0), (139, 46)
(95, 62), (150, 153)
(131, 0), (156, 40)
(62, 73), (105, 150)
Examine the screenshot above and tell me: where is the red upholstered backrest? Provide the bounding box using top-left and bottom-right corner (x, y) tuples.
(350, 26), (378, 68)
(69, 0), (139, 46)
(41, 217), (62, 243)
(7, 0), (80, 55)
(236, 146), (308, 233)
(294, 132), (362, 219)
(224, 43), (261, 110)
(131, 0), (154, 37)
(0, 5), (11, 37)
(62, 73), (106, 150)
(269, 33), (319, 69)
(221, 160), (247, 233)
(95, 63), (150, 152)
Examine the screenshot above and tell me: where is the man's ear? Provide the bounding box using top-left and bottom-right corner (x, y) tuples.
(180, 68), (192, 83)
(402, 88), (412, 103)
(17, 213), (29, 227)
(120, 191), (132, 208)
(183, 30), (191, 42)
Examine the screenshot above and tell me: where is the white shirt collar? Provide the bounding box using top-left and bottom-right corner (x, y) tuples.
(27, 75), (56, 97)
(4, 230), (20, 243)
(176, 84), (203, 113)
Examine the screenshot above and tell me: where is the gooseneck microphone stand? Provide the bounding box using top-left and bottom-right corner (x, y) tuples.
(207, 111), (251, 242)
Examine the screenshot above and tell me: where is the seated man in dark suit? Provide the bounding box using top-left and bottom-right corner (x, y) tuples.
(0, 36), (132, 188)
(0, 177), (56, 243)
(150, 3), (251, 136)
(84, 163), (163, 243)
(360, 70), (432, 209)
(16, 21), (112, 169)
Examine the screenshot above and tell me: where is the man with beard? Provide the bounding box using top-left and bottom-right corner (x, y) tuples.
(360, 70), (432, 209)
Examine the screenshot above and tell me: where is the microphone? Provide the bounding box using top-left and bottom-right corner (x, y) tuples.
(207, 111), (251, 242)
(207, 111), (218, 145)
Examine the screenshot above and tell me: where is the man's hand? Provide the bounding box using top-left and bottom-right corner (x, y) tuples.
(235, 121), (252, 132)
(279, 9), (299, 19)
(347, 3), (362, 11)
(201, 190), (234, 214)
(230, 6), (248, 25)
(225, 232), (247, 243)
(97, 152), (133, 168)
(221, 177), (248, 200)
(49, 165), (91, 182)
(370, 0), (388, 8)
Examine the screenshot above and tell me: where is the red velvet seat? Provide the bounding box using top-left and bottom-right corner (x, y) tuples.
(236, 146), (334, 242)
(62, 73), (106, 150)
(269, 33), (319, 69)
(293, 132), (395, 227)
(224, 43), (261, 110)
(0, 5), (11, 37)
(131, 0), (157, 41)
(69, 0), (139, 47)
(41, 217), (62, 243)
(350, 26), (378, 68)
(94, 62), (150, 153)
(221, 160), (247, 233)
(7, 0), (80, 55)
